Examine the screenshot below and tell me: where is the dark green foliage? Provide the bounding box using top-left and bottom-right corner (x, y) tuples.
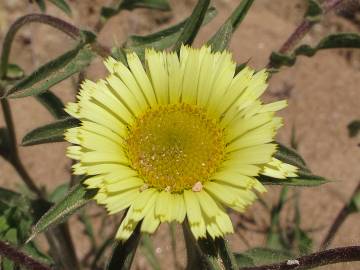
(22, 117), (79, 146)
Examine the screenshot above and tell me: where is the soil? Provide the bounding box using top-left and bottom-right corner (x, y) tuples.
(0, 0), (360, 269)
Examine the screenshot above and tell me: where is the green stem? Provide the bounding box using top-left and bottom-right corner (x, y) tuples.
(0, 99), (44, 198)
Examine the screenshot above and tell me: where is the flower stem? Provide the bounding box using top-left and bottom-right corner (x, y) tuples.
(239, 246), (360, 270)
(0, 240), (51, 270)
(319, 182), (360, 251)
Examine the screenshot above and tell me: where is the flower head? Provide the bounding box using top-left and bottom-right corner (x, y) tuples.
(65, 45), (297, 241)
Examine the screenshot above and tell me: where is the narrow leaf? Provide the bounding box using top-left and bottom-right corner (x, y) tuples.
(48, 0), (72, 16)
(27, 183), (93, 242)
(35, 0), (46, 12)
(6, 64), (25, 80)
(207, 21), (233, 52)
(173, 0), (210, 51)
(274, 142), (309, 172)
(6, 44), (96, 98)
(35, 91), (67, 119)
(347, 120), (360, 138)
(270, 33), (360, 69)
(305, 0), (323, 22)
(124, 7), (216, 58)
(22, 117), (79, 146)
(101, 0), (170, 21)
(106, 223), (142, 270)
(208, 0), (254, 51)
(259, 172), (329, 187)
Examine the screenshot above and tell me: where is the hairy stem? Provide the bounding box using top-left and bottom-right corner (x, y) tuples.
(268, 0), (346, 68)
(0, 240), (51, 270)
(0, 99), (44, 198)
(319, 182), (360, 251)
(240, 246), (360, 270)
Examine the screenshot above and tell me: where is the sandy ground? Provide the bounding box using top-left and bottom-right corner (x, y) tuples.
(0, 0), (360, 269)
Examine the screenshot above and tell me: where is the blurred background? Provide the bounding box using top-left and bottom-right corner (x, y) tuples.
(0, 0), (360, 269)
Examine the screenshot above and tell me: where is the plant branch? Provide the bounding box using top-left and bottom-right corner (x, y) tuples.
(319, 182), (360, 251)
(0, 99), (44, 198)
(240, 246), (360, 270)
(0, 240), (51, 270)
(268, 0), (346, 68)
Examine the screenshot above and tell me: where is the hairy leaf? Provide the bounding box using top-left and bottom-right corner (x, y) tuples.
(35, 91), (67, 119)
(208, 0), (254, 52)
(34, 0), (46, 12)
(48, 0), (72, 16)
(260, 173), (329, 187)
(7, 41), (96, 98)
(22, 117), (79, 146)
(173, 0), (210, 51)
(207, 21), (233, 52)
(27, 183), (93, 242)
(124, 7), (216, 58)
(101, 0), (170, 21)
(274, 142), (308, 172)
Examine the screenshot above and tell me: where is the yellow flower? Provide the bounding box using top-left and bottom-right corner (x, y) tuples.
(65, 45), (297, 241)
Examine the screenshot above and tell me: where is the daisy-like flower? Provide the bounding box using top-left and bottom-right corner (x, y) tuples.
(65, 45), (297, 241)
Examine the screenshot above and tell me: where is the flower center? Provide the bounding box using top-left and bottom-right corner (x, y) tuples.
(126, 104), (225, 192)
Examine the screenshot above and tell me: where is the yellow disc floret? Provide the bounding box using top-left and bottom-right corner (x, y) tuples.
(126, 103), (225, 192)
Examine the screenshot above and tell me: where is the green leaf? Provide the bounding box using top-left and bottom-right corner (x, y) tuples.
(207, 21), (233, 52)
(35, 0), (46, 12)
(6, 43), (96, 98)
(173, 0), (210, 51)
(348, 191), (360, 212)
(208, 0), (254, 52)
(35, 91), (67, 119)
(101, 0), (170, 21)
(274, 142), (309, 173)
(347, 120), (360, 138)
(22, 117), (79, 146)
(48, 0), (72, 16)
(106, 223), (142, 270)
(120, 0), (170, 10)
(260, 173), (329, 187)
(270, 33), (360, 69)
(235, 248), (293, 266)
(264, 142), (330, 186)
(305, 0), (323, 22)
(49, 183), (70, 203)
(124, 7), (217, 58)
(140, 234), (161, 270)
(6, 64), (25, 80)
(27, 183), (93, 242)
